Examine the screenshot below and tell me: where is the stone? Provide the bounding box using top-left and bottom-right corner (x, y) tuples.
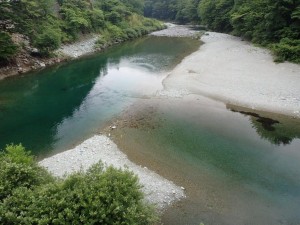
(17, 67), (24, 73)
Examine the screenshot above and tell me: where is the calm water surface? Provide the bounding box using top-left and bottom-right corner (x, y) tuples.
(0, 36), (199, 157)
(111, 97), (300, 225)
(1, 35), (300, 225)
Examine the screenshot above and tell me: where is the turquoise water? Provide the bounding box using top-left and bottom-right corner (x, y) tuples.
(111, 97), (300, 225)
(1, 35), (300, 224)
(0, 36), (199, 157)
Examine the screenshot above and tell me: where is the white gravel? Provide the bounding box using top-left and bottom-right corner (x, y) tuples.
(164, 32), (300, 117)
(39, 135), (185, 211)
(150, 23), (200, 38)
(57, 36), (98, 58)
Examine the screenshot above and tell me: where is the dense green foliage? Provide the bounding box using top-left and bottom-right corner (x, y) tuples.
(228, 0), (300, 62)
(198, 0), (233, 32)
(0, 144), (54, 201)
(144, 0), (300, 63)
(0, 32), (18, 61)
(0, 145), (157, 224)
(1, 0), (298, 62)
(0, 0), (164, 60)
(144, 0), (200, 23)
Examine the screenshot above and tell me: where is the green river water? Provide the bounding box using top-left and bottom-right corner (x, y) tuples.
(0, 36), (300, 225)
(0, 36), (198, 157)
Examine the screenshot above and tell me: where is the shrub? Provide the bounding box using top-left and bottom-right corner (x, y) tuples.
(33, 27), (62, 55)
(0, 145), (158, 225)
(125, 28), (138, 39)
(106, 24), (127, 41)
(0, 32), (18, 62)
(272, 38), (300, 63)
(0, 144), (54, 201)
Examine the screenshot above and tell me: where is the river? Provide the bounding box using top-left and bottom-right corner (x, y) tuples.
(0, 34), (300, 225)
(0, 36), (199, 157)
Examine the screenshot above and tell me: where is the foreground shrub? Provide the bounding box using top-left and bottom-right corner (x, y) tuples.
(0, 145), (158, 225)
(0, 144), (54, 201)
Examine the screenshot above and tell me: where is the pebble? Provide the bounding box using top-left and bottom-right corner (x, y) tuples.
(39, 135), (186, 211)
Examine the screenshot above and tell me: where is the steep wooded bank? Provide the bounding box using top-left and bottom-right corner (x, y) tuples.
(144, 0), (300, 63)
(0, 0), (164, 65)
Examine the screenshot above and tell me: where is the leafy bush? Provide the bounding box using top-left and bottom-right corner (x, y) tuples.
(125, 28), (139, 39)
(0, 32), (18, 62)
(0, 144), (54, 201)
(272, 38), (300, 63)
(106, 24), (127, 41)
(33, 28), (62, 55)
(0, 145), (158, 225)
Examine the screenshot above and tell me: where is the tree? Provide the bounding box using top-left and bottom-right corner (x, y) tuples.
(199, 0), (233, 32)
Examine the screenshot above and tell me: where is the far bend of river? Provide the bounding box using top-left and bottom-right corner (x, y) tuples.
(1, 35), (300, 225)
(0, 36), (199, 157)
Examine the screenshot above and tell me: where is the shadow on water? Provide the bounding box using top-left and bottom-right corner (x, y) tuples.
(109, 97), (300, 225)
(0, 36), (200, 156)
(227, 104), (300, 146)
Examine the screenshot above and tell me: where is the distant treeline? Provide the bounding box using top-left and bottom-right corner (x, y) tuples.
(1, 0), (299, 63)
(0, 0), (164, 61)
(144, 0), (300, 63)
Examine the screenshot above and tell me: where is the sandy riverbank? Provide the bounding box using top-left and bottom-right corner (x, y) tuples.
(39, 135), (185, 211)
(163, 32), (300, 118)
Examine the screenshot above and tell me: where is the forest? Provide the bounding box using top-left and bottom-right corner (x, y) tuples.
(1, 0), (299, 63)
(145, 0), (300, 63)
(0, 0), (164, 62)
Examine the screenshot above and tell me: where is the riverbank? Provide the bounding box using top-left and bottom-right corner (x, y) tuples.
(163, 32), (300, 118)
(39, 135), (185, 211)
(0, 26), (166, 81)
(0, 34), (97, 80)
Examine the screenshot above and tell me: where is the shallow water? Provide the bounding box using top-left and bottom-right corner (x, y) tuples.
(110, 96), (300, 225)
(1, 34), (300, 224)
(0, 36), (199, 157)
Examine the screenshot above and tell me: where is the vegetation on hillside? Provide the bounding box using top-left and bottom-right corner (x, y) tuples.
(0, 0), (164, 62)
(1, 0), (298, 63)
(0, 144), (157, 224)
(144, 0), (300, 63)
(144, 0), (201, 24)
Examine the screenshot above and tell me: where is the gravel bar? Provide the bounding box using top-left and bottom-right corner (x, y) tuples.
(39, 135), (185, 211)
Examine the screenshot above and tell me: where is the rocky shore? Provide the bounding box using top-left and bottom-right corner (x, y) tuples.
(150, 23), (202, 38)
(0, 33), (66, 80)
(39, 135), (185, 211)
(56, 35), (99, 58)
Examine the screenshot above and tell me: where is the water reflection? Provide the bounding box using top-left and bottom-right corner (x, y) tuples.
(0, 36), (200, 156)
(110, 97), (300, 225)
(228, 106), (300, 146)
